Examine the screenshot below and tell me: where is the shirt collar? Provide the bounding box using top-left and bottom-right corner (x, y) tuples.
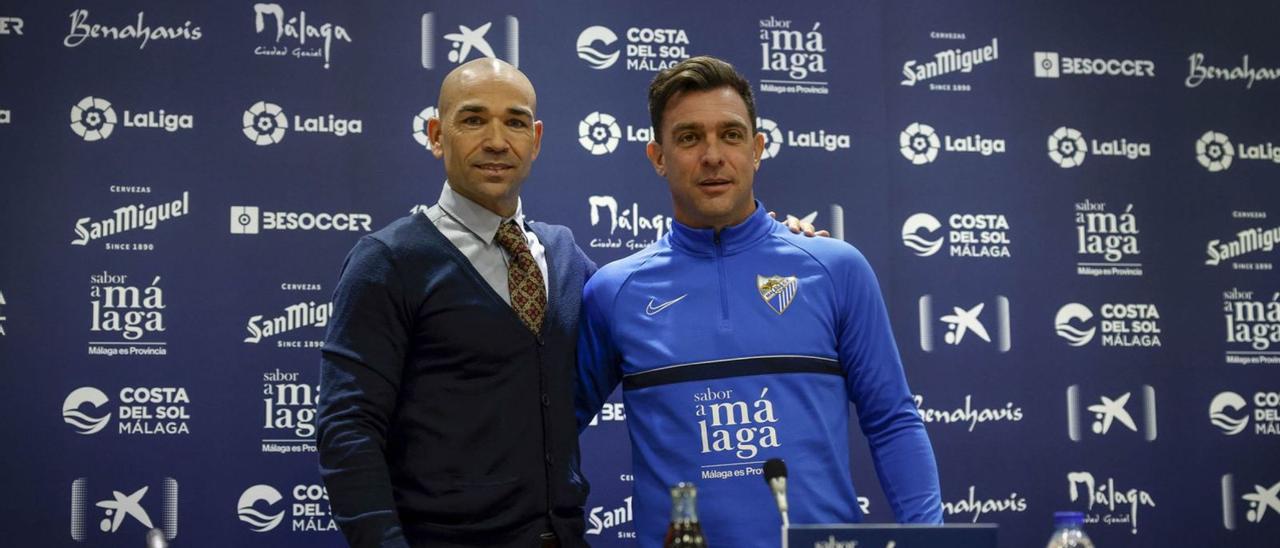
(437, 181), (525, 244)
(668, 200), (775, 257)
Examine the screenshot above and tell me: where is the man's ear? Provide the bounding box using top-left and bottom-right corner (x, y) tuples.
(752, 131), (765, 170)
(646, 140), (665, 177)
(427, 116), (444, 159)
(530, 120), (544, 161)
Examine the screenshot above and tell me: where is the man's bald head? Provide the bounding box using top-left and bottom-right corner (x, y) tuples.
(427, 58), (544, 218)
(437, 58), (537, 118)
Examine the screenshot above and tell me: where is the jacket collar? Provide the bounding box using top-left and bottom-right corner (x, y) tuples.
(668, 201), (774, 257)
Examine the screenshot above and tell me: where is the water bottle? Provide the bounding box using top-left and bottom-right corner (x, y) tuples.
(1045, 511), (1094, 548)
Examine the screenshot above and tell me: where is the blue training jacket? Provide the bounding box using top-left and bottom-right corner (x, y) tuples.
(576, 203), (942, 548)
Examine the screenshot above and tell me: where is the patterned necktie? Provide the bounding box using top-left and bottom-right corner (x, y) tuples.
(495, 220), (546, 333)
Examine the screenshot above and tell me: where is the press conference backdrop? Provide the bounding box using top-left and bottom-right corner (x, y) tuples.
(0, 0), (1276, 546)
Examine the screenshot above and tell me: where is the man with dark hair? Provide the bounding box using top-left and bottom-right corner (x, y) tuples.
(576, 56), (943, 547)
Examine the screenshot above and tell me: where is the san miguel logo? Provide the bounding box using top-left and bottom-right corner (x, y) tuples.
(757, 275), (798, 315)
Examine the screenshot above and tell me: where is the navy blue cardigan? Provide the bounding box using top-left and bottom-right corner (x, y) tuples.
(318, 213), (595, 548)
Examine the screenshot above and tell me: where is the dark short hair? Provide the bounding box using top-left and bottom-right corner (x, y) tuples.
(647, 56), (756, 143)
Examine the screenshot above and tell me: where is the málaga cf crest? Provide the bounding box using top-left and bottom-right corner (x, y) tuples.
(757, 275), (799, 315)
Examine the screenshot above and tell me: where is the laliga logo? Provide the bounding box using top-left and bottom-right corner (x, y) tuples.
(1048, 127), (1087, 168)
(243, 101), (288, 145)
(577, 26), (619, 69)
(756, 117), (783, 160)
(579, 111), (620, 155)
(412, 106), (437, 151)
(901, 213), (943, 256)
(237, 485), (286, 532)
(1055, 303), (1096, 346)
(1196, 131), (1234, 172)
(63, 387), (111, 435)
(899, 122), (940, 165)
(1209, 391), (1249, 435)
(70, 96), (117, 141)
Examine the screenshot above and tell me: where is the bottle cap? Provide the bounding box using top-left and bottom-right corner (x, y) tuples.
(1053, 511), (1085, 528)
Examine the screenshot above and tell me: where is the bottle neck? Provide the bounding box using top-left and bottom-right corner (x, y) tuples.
(670, 486), (699, 523)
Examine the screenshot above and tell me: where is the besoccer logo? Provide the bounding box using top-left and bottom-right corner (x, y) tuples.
(1209, 391), (1249, 435)
(230, 206), (260, 234)
(576, 26), (619, 69)
(757, 117), (783, 160)
(1197, 131), (1234, 172)
(1048, 127), (1088, 168)
(901, 213), (943, 256)
(579, 111), (620, 155)
(237, 485), (285, 532)
(63, 387), (111, 435)
(1054, 303), (1096, 346)
(412, 106), (438, 151)
(900, 122), (940, 165)
(243, 101), (288, 146)
(1034, 51), (1061, 78)
(70, 96), (117, 141)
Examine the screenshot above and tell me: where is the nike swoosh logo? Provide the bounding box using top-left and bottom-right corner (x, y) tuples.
(645, 294), (688, 316)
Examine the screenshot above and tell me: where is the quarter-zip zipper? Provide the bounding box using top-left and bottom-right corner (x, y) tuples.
(714, 231), (730, 329)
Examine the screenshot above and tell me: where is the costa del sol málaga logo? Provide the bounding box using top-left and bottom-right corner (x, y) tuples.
(237, 484), (286, 532)
(1054, 303), (1096, 346)
(756, 117), (783, 160)
(1197, 131), (1234, 172)
(1209, 391), (1249, 435)
(900, 122), (940, 164)
(1048, 126), (1088, 168)
(576, 26), (620, 69)
(901, 213), (943, 256)
(243, 101), (288, 145)
(63, 386), (111, 435)
(70, 96), (117, 141)
(579, 111), (620, 155)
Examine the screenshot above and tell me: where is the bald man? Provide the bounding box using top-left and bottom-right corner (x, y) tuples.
(318, 59), (594, 548)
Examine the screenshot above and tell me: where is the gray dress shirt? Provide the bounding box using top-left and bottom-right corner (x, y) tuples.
(424, 182), (549, 306)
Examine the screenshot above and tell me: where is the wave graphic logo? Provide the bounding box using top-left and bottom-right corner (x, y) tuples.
(576, 26), (619, 69)
(237, 485), (285, 532)
(757, 117), (783, 160)
(1054, 303), (1096, 346)
(902, 213), (943, 256)
(1210, 391), (1249, 435)
(63, 387), (111, 435)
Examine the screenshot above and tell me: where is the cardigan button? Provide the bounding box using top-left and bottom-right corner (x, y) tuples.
(541, 394), (551, 407)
